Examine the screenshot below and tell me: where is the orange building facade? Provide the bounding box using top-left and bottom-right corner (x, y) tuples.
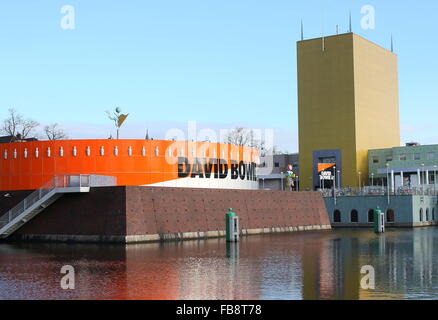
(0, 139), (260, 191)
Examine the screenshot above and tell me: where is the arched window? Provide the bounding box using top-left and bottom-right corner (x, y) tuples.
(419, 208), (423, 222)
(386, 209), (395, 223)
(333, 210), (341, 223)
(368, 209), (375, 223)
(350, 210), (359, 223)
(426, 209), (429, 221)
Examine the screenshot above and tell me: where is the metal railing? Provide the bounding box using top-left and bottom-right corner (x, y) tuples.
(321, 185), (438, 198)
(0, 175), (91, 229)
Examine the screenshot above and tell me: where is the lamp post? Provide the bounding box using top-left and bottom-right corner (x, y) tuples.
(371, 173), (374, 187)
(434, 165), (437, 195)
(358, 171), (362, 190)
(296, 175), (299, 192)
(421, 163), (425, 195)
(333, 166), (337, 205)
(337, 170), (341, 189)
(281, 172), (284, 191)
(386, 163), (390, 204)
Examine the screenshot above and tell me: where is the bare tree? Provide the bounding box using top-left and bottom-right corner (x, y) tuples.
(1, 108), (22, 137)
(223, 127), (281, 156)
(224, 127), (257, 147)
(44, 123), (68, 140)
(20, 119), (39, 139)
(1, 108), (39, 140)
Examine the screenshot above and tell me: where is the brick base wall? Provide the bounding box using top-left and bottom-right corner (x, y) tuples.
(0, 186), (331, 243)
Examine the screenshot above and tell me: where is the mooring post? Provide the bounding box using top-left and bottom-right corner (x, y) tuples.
(374, 207), (385, 233)
(226, 208), (239, 242)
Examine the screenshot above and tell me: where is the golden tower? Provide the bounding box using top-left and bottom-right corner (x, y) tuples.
(297, 33), (400, 190)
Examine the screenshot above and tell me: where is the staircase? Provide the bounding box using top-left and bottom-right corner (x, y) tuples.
(0, 175), (92, 239)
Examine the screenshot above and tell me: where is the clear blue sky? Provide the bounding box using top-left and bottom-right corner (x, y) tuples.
(0, 0), (437, 152)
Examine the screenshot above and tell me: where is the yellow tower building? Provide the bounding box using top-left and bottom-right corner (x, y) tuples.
(297, 33), (400, 190)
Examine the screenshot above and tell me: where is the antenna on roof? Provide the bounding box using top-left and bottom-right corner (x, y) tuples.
(300, 20), (304, 41)
(336, 24), (339, 35)
(321, 9), (325, 51)
(349, 11), (352, 33)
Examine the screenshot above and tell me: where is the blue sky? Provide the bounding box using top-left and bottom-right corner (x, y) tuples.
(0, 0), (437, 152)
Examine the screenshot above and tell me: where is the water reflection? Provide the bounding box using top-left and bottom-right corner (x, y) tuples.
(1, 228), (438, 300)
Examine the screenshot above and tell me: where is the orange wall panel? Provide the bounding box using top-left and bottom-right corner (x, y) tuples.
(0, 139), (259, 191)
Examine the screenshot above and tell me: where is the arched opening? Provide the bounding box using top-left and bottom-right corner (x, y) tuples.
(426, 209), (430, 221)
(350, 210), (359, 223)
(419, 208), (423, 222)
(386, 209), (395, 223)
(333, 210), (341, 223)
(368, 209), (374, 223)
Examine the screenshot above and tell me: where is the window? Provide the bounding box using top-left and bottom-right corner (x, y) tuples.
(386, 209), (395, 223)
(419, 208), (423, 222)
(368, 209), (375, 223)
(372, 156), (379, 164)
(350, 210), (359, 223)
(427, 153), (436, 160)
(274, 162), (280, 168)
(399, 154), (407, 161)
(333, 210), (341, 223)
(414, 153), (421, 160)
(386, 155), (393, 162)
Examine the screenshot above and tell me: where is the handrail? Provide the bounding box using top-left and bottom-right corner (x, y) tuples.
(321, 186), (438, 198)
(0, 175), (91, 229)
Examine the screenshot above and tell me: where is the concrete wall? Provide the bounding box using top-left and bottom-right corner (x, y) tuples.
(1, 186), (331, 243)
(324, 195), (438, 227)
(258, 179), (282, 190)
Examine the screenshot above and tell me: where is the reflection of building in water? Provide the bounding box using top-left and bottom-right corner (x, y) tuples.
(124, 243), (180, 300)
(358, 229), (436, 299)
(259, 252), (303, 300)
(358, 233), (406, 300)
(175, 240), (260, 300)
(302, 237), (360, 300)
(413, 229), (434, 290)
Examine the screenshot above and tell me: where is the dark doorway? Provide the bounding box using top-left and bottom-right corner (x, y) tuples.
(368, 210), (374, 223)
(333, 210), (341, 223)
(350, 210), (359, 223)
(386, 209), (395, 223)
